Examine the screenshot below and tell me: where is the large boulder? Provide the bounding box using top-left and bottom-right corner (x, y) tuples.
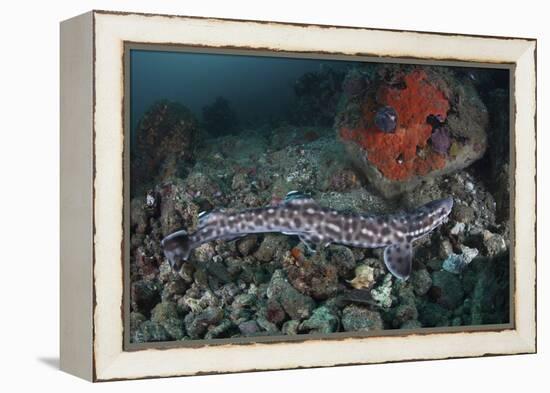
(335, 65), (488, 198)
(131, 100), (198, 193)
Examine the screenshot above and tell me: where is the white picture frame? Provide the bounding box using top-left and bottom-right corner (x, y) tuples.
(60, 10), (536, 381)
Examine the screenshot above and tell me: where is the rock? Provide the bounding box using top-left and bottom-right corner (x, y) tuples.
(300, 306), (339, 334)
(473, 85), (509, 221)
(231, 172), (248, 191)
(130, 198), (149, 235)
(264, 299), (286, 325)
(430, 271), (464, 309)
(327, 168), (362, 192)
(341, 305), (383, 332)
(131, 100), (198, 191)
(492, 163), (510, 222)
(158, 181), (199, 236)
(158, 259), (177, 283)
(194, 243), (216, 263)
(329, 245), (356, 279)
(393, 303), (419, 328)
(131, 280), (161, 316)
(400, 320), (422, 329)
(237, 236), (258, 256)
(465, 254), (510, 325)
(267, 270), (315, 321)
(390, 283), (419, 327)
(426, 258), (443, 272)
(411, 269), (432, 296)
(442, 245), (479, 274)
(130, 312), (146, 336)
(439, 239), (454, 259)
(256, 316), (280, 334)
(193, 268), (209, 287)
(184, 306), (224, 339)
(336, 66), (488, 197)
(206, 260), (232, 284)
(161, 278), (188, 301)
(230, 307), (254, 325)
(363, 257), (386, 276)
(238, 320), (260, 336)
(232, 293), (257, 308)
(342, 68), (369, 98)
(134, 248), (160, 280)
(254, 235), (289, 262)
(183, 171), (224, 206)
(133, 320), (171, 343)
(418, 300), (451, 327)
(482, 230), (507, 258)
(450, 222), (466, 236)
(461, 245), (479, 262)
(452, 204), (475, 224)
(349, 264), (376, 290)
(151, 302), (185, 339)
(370, 273), (393, 308)
(178, 263), (195, 284)
(215, 283), (241, 305)
(283, 249), (339, 300)
(282, 320), (300, 335)
(204, 319), (234, 339)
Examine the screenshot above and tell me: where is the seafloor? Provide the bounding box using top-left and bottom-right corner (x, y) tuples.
(129, 64), (510, 343)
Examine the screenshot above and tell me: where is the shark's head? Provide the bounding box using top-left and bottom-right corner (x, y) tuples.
(408, 197), (454, 240)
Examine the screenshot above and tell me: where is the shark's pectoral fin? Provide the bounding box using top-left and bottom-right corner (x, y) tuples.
(162, 230), (192, 272)
(298, 234), (319, 254)
(222, 234), (247, 242)
(383, 243), (413, 280)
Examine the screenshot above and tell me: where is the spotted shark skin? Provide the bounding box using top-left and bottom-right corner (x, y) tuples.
(162, 192), (453, 280)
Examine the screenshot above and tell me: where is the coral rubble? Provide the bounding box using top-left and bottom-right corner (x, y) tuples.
(129, 64), (510, 343)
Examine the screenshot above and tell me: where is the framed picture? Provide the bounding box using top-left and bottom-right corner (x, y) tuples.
(60, 10), (537, 381)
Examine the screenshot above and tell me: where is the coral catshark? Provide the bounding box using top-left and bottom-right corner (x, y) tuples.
(162, 192), (453, 280)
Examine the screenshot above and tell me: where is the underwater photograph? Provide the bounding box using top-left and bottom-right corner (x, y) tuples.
(127, 48), (511, 344)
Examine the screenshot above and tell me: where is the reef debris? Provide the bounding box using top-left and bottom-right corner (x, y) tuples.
(128, 64), (510, 342)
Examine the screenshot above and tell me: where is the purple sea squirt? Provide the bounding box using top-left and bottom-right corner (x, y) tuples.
(374, 105), (398, 133)
(430, 127), (452, 154)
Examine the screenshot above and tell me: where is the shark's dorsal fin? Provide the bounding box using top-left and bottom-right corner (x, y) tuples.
(383, 243), (413, 280)
(284, 190), (316, 206)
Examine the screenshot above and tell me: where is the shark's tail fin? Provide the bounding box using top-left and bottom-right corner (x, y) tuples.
(161, 230), (192, 272)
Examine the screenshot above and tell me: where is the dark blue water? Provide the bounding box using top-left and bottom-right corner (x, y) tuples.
(130, 49), (356, 134)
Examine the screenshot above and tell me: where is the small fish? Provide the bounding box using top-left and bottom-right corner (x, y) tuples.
(162, 192), (453, 280)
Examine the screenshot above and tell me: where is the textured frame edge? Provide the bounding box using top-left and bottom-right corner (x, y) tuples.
(59, 11), (95, 381)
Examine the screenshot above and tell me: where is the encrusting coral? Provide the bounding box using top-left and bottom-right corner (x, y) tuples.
(340, 69), (449, 181)
(336, 65), (488, 197)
